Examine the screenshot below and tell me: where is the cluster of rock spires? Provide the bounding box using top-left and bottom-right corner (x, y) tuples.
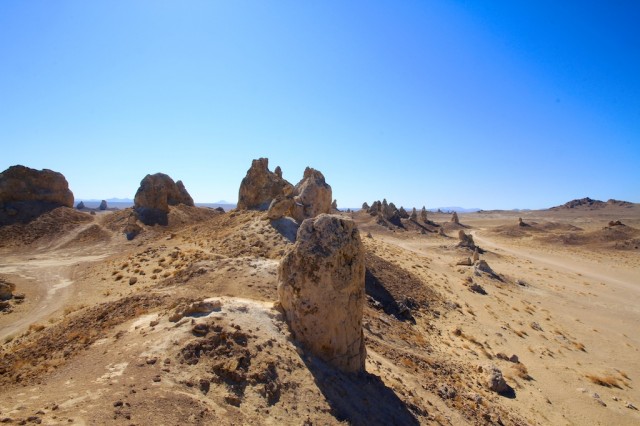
(0, 165), (74, 226)
(237, 158), (332, 224)
(364, 199), (432, 229)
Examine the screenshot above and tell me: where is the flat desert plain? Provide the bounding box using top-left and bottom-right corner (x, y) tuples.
(0, 202), (638, 425)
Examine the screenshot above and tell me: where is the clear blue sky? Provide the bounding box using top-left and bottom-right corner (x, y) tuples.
(1, 1), (638, 209)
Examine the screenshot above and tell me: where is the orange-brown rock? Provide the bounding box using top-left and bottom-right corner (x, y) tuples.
(0, 165), (74, 225)
(278, 214), (366, 373)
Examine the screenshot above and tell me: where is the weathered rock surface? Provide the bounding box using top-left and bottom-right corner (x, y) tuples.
(483, 364), (510, 394)
(266, 195), (294, 220)
(133, 173), (194, 225)
(0, 165), (74, 225)
(237, 158), (293, 211)
(451, 212), (459, 224)
(457, 230), (476, 250)
(291, 168), (332, 223)
(278, 214), (366, 373)
(99, 200), (108, 210)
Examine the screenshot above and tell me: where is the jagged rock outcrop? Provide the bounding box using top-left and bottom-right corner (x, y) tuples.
(398, 207), (409, 219)
(99, 200), (108, 210)
(472, 248), (480, 262)
(0, 165), (75, 226)
(362, 202), (370, 210)
(331, 199), (338, 211)
(291, 167), (332, 224)
(76, 201), (85, 210)
(420, 206), (428, 222)
(278, 214), (366, 373)
(237, 158), (294, 211)
(451, 211), (460, 224)
(133, 173), (194, 226)
(457, 230), (476, 250)
(410, 208), (417, 221)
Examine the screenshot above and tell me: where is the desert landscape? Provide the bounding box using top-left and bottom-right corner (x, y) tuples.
(0, 161), (638, 425)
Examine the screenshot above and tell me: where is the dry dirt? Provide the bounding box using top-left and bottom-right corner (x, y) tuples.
(0, 203), (638, 425)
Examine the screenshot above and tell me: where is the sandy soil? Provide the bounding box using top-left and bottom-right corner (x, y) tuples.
(0, 204), (638, 425)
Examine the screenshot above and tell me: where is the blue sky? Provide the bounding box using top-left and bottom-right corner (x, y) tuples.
(1, 1), (638, 209)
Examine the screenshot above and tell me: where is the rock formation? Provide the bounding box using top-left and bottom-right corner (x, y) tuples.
(291, 167), (332, 224)
(76, 201), (85, 210)
(398, 207), (409, 219)
(472, 248), (480, 263)
(237, 158), (293, 211)
(278, 214), (366, 373)
(483, 364), (510, 394)
(266, 195), (294, 220)
(420, 206), (428, 222)
(0, 165), (74, 226)
(362, 202), (370, 210)
(133, 173), (195, 226)
(0, 278), (16, 301)
(410, 208), (417, 221)
(99, 200), (108, 210)
(457, 230), (476, 250)
(451, 211), (459, 224)
(331, 199), (338, 211)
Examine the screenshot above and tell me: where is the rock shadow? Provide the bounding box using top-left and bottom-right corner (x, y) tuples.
(365, 268), (415, 322)
(304, 356), (421, 425)
(270, 217), (299, 243)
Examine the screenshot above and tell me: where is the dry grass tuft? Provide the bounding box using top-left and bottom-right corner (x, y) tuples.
(586, 374), (622, 389)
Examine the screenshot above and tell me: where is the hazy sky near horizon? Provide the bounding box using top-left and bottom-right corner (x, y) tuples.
(1, 1), (638, 209)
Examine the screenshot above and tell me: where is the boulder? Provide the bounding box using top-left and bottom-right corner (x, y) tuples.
(483, 364), (510, 394)
(456, 257), (473, 266)
(0, 165), (74, 225)
(451, 211), (459, 224)
(133, 173), (194, 225)
(267, 195), (294, 220)
(99, 200), (108, 210)
(76, 201), (85, 210)
(237, 158), (293, 211)
(291, 167), (332, 224)
(278, 214), (366, 373)
(0, 279), (16, 301)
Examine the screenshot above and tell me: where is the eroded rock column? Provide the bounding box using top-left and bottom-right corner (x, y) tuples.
(278, 214), (366, 373)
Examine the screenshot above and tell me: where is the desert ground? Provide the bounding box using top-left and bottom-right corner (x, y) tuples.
(0, 202), (639, 425)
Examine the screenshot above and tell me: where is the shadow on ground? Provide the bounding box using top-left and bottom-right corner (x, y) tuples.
(304, 356), (422, 425)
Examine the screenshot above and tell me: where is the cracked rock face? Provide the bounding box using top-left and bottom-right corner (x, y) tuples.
(278, 214), (366, 373)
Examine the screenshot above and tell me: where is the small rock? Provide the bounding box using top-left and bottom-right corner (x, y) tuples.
(128, 277), (138, 285)
(113, 401), (123, 407)
(152, 375), (161, 382)
(626, 402), (638, 410)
